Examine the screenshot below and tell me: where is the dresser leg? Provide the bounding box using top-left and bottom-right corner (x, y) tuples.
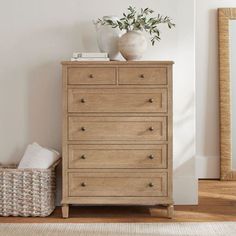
(62, 204), (69, 218)
(167, 204), (174, 219)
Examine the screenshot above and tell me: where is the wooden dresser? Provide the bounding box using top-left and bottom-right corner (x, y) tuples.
(61, 61), (174, 218)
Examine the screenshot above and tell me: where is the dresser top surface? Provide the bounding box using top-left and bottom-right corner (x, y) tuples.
(61, 61), (174, 66)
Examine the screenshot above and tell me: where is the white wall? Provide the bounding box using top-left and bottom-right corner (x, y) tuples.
(196, 0), (236, 178)
(0, 0), (197, 204)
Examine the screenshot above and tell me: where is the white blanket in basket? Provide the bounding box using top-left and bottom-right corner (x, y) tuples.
(18, 142), (60, 169)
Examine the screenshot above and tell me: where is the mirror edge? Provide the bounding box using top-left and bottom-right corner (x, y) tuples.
(218, 8), (236, 180)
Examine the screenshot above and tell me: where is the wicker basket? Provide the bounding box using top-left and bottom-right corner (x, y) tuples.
(0, 160), (60, 217)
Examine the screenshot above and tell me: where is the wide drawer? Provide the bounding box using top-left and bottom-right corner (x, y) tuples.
(68, 144), (167, 169)
(119, 67), (167, 85)
(68, 88), (167, 113)
(68, 172), (167, 197)
(68, 116), (167, 141)
(68, 67), (116, 85)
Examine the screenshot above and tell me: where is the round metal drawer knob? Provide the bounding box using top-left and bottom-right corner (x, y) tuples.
(149, 183), (154, 187)
(149, 98), (154, 103)
(89, 74), (94, 78)
(140, 74), (145, 78)
(81, 98), (86, 103)
(149, 155), (154, 160)
(81, 155), (86, 159)
(81, 182), (86, 187)
(81, 127), (86, 131)
(149, 127), (154, 131)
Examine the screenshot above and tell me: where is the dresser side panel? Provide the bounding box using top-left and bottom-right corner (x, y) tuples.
(62, 65), (69, 204)
(167, 64), (173, 203)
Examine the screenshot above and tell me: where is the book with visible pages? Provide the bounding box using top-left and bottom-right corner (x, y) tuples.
(72, 52), (108, 58)
(71, 57), (110, 61)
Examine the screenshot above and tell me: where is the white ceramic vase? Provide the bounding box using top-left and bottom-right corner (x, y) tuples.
(118, 31), (147, 60)
(95, 16), (122, 60)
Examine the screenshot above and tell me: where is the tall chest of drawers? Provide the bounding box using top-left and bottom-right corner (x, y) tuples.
(61, 61), (174, 218)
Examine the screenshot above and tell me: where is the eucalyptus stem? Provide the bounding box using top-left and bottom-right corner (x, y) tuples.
(94, 6), (175, 45)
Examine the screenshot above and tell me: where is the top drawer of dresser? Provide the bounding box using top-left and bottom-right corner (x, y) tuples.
(118, 67), (167, 85)
(68, 67), (116, 85)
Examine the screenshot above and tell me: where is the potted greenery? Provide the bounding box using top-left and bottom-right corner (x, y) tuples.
(95, 6), (175, 60)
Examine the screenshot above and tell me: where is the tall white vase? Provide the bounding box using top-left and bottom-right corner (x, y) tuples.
(118, 31), (147, 60)
(95, 16), (122, 60)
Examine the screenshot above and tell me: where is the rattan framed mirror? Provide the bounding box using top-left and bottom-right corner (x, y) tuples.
(218, 8), (236, 180)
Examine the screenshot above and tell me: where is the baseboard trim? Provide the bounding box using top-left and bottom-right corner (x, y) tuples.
(196, 155), (220, 179)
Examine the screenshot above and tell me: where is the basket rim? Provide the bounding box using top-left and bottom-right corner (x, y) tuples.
(0, 159), (61, 172)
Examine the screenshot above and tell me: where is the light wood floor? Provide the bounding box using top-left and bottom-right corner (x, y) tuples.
(0, 180), (236, 223)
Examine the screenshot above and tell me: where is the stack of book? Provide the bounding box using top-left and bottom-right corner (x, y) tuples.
(71, 52), (110, 61)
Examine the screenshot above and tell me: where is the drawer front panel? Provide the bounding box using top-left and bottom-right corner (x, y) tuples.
(68, 172), (167, 197)
(119, 67), (167, 85)
(68, 144), (167, 169)
(68, 89), (167, 113)
(68, 116), (167, 141)
(68, 67), (116, 85)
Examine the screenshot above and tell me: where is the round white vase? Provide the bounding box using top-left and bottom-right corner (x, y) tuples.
(118, 31), (147, 60)
(95, 16), (122, 60)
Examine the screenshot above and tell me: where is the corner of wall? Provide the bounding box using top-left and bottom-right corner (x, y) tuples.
(173, 175), (198, 205)
(196, 155), (220, 179)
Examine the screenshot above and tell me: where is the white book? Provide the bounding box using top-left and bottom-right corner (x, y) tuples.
(71, 57), (110, 61)
(73, 52), (108, 58)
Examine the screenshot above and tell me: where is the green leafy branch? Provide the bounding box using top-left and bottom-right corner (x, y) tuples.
(95, 6), (175, 45)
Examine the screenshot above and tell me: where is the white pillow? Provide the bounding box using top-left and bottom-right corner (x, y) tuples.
(18, 143), (60, 169)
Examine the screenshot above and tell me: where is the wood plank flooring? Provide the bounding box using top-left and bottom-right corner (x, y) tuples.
(0, 180), (236, 223)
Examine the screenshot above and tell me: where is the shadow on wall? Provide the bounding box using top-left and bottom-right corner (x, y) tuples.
(173, 91), (195, 176)
(25, 21), (99, 151)
(27, 62), (62, 151)
(204, 9), (220, 160)
(7, 147), (25, 165)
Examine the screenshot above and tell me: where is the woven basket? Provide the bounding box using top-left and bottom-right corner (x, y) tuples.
(0, 160), (60, 217)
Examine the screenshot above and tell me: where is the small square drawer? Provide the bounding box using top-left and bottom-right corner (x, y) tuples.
(119, 67), (167, 85)
(68, 144), (167, 169)
(68, 67), (116, 85)
(68, 172), (167, 197)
